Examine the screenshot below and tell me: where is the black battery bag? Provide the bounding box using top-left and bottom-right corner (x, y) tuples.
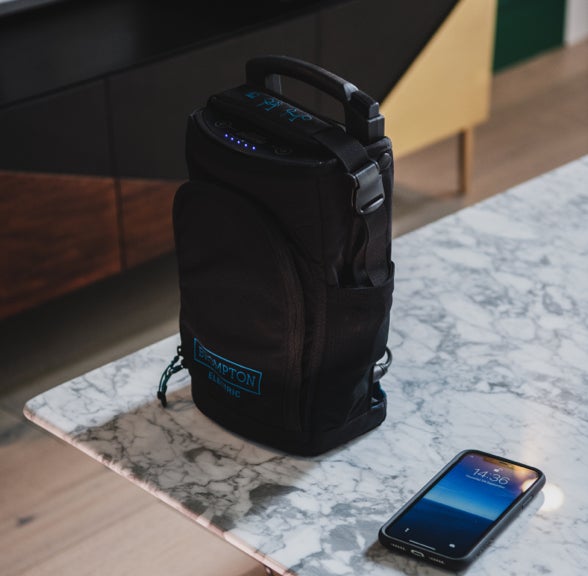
(160, 56), (394, 456)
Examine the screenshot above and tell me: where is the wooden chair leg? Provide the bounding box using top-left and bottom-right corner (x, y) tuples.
(458, 127), (474, 194)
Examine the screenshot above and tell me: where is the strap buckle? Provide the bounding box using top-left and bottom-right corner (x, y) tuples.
(350, 160), (385, 215)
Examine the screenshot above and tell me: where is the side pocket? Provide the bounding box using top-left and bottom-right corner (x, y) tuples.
(315, 264), (395, 432)
(174, 180), (305, 433)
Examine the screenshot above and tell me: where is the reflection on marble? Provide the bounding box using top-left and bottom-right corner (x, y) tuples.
(25, 156), (588, 575)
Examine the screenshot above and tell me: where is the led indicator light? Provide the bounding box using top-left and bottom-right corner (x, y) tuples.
(221, 129), (258, 152)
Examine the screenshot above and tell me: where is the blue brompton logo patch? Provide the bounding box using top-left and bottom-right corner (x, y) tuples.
(194, 338), (262, 398)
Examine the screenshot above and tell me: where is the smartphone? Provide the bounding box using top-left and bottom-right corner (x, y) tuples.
(378, 449), (545, 571)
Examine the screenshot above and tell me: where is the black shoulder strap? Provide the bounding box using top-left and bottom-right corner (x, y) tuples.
(314, 127), (390, 286)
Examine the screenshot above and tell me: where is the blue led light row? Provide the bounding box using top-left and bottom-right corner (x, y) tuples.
(224, 133), (257, 151)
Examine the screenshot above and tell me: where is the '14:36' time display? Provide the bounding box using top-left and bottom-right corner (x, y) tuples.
(471, 468), (510, 485)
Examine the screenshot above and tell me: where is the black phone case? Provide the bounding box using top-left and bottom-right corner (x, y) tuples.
(378, 449), (546, 571)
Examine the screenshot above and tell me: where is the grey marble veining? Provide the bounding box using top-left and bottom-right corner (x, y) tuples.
(25, 156), (588, 575)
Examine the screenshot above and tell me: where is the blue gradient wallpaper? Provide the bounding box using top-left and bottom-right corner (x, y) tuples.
(384, 453), (540, 557)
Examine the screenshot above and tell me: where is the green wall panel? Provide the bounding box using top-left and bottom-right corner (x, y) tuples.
(493, 0), (565, 71)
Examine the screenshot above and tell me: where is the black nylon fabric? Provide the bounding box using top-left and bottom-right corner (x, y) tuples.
(172, 59), (394, 455)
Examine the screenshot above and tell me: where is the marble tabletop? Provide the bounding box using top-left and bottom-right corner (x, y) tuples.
(25, 156), (588, 576)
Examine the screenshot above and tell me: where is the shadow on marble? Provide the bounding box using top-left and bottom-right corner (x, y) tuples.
(68, 383), (318, 532)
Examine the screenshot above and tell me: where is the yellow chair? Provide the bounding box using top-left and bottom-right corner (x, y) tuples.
(380, 0), (497, 194)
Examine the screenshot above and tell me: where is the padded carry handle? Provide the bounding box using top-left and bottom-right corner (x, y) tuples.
(246, 55), (385, 144)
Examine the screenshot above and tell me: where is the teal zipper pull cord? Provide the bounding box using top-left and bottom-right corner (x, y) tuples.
(157, 346), (183, 407)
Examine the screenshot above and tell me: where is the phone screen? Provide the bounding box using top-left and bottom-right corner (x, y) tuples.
(381, 451), (543, 559)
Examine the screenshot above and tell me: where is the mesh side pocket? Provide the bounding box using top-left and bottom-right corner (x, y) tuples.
(314, 265), (394, 431)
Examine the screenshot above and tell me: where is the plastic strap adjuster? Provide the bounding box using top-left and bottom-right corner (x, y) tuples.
(351, 160), (385, 215)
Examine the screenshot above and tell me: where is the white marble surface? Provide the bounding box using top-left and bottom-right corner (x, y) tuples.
(25, 156), (588, 575)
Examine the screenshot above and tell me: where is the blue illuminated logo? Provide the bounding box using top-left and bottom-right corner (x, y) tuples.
(282, 107), (312, 123)
(244, 89), (313, 123)
(257, 97), (282, 112)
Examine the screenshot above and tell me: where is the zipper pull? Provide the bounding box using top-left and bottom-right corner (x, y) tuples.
(157, 346), (184, 407)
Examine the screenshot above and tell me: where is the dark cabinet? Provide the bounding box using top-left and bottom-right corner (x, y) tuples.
(0, 81), (120, 318)
(0, 171), (120, 318)
(0, 11), (320, 316)
(0, 1), (458, 317)
(319, 0), (457, 101)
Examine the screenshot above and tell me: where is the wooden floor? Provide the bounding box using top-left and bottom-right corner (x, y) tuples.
(1, 40), (587, 576)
